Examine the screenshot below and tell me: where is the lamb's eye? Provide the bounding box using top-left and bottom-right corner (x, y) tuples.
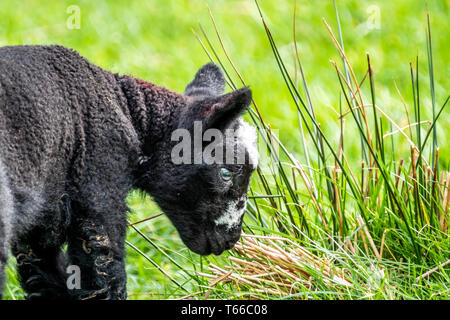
(219, 168), (233, 182)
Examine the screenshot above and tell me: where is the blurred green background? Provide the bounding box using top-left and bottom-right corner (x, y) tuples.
(2, 0), (449, 299)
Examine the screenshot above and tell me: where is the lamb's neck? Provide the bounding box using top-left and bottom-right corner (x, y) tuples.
(117, 74), (186, 157)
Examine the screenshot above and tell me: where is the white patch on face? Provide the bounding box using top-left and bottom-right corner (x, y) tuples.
(235, 119), (258, 169)
(214, 199), (246, 231)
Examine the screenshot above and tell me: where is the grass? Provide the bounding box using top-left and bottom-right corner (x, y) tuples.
(2, 0), (449, 299)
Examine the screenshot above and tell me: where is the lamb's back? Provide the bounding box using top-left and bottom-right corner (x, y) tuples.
(0, 45), (133, 191)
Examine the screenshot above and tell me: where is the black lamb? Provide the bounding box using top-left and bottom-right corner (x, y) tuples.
(0, 45), (258, 299)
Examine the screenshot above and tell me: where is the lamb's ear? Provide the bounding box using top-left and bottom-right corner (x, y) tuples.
(202, 87), (252, 129)
(185, 63), (225, 97)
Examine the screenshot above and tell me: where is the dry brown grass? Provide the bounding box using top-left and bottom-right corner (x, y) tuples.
(196, 234), (352, 299)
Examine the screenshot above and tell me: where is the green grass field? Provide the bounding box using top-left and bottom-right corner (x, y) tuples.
(2, 0), (449, 300)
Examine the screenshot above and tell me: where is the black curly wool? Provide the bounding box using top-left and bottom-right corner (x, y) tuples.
(0, 45), (256, 300)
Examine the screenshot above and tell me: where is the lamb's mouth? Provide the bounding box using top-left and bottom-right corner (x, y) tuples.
(184, 228), (240, 256)
(205, 230), (238, 256)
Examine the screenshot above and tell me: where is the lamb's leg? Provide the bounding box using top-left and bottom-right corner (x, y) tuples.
(12, 231), (70, 300)
(0, 213), (9, 299)
(0, 260), (5, 300)
(0, 231), (7, 299)
(0, 163), (13, 299)
(66, 206), (127, 300)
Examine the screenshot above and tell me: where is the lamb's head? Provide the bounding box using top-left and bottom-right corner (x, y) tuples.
(143, 63), (258, 255)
